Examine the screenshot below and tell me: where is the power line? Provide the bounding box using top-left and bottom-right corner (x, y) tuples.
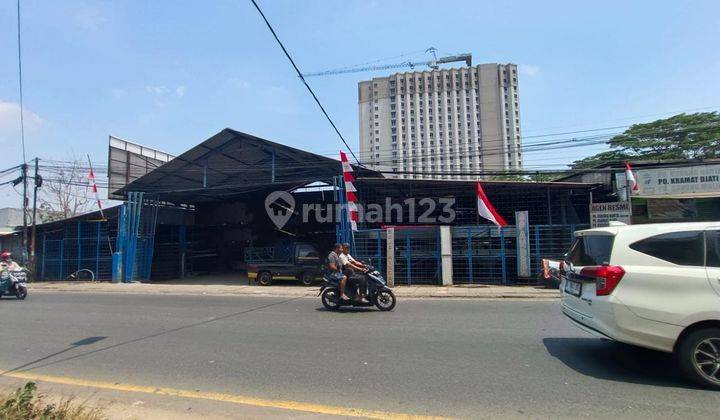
(16, 0), (26, 163)
(248, 0), (360, 164)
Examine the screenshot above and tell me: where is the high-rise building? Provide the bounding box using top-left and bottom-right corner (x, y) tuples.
(358, 63), (521, 179)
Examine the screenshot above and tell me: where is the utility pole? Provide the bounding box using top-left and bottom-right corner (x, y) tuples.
(21, 163), (28, 263)
(30, 157), (39, 271)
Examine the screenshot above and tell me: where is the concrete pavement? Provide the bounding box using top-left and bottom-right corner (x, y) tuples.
(1, 292), (718, 419)
(28, 280), (560, 299)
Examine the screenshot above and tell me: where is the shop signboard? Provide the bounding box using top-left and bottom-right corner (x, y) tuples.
(590, 202), (631, 228)
(632, 164), (720, 197)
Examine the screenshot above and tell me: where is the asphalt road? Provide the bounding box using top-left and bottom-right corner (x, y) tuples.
(1, 293), (718, 418)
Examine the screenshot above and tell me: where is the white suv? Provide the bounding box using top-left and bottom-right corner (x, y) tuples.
(560, 221), (720, 389)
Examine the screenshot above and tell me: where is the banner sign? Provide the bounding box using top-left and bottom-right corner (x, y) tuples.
(515, 211), (531, 277)
(647, 199), (697, 220)
(590, 202), (631, 228)
(633, 164), (720, 197)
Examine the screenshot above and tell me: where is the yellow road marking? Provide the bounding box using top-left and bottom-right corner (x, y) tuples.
(2, 371), (449, 420)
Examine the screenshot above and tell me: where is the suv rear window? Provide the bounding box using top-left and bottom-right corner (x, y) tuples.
(629, 230), (704, 266)
(566, 235), (614, 266)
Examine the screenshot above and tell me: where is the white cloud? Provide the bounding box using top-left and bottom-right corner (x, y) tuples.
(228, 78), (251, 89)
(110, 88), (127, 98)
(145, 85), (170, 96)
(75, 8), (108, 30)
(519, 64), (540, 77)
(144, 85), (186, 106)
(0, 101), (42, 137)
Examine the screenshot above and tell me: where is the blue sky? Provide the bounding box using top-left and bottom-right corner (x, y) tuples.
(0, 0), (719, 206)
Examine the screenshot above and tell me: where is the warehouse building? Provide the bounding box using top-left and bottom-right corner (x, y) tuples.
(28, 128), (600, 285)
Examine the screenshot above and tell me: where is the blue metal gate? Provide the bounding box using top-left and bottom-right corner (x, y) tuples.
(354, 224), (585, 285)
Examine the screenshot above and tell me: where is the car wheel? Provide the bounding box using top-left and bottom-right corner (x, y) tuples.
(257, 271), (273, 286)
(677, 327), (720, 390)
(300, 272), (315, 286)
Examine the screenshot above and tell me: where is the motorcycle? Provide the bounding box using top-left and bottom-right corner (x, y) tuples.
(319, 264), (396, 311)
(0, 267), (28, 300)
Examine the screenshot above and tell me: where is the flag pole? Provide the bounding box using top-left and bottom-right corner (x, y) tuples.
(88, 154), (113, 253)
(624, 161), (633, 225)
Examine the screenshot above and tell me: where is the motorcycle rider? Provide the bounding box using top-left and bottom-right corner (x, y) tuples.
(327, 243), (349, 301)
(0, 251), (20, 271)
(341, 243), (368, 301)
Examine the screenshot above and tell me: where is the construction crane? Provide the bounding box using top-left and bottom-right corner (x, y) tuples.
(302, 47), (472, 78)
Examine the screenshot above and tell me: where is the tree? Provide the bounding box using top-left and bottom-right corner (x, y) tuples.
(38, 159), (94, 221)
(571, 112), (720, 168)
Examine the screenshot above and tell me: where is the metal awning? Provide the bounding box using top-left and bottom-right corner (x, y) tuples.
(635, 193), (720, 199)
(115, 129), (378, 203)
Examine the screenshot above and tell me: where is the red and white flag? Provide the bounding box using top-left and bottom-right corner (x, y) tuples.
(625, 161), (639, 193)
(88, 167), (104, 216)
(340, 151), (358, 231)
(476, 182), (507, 227)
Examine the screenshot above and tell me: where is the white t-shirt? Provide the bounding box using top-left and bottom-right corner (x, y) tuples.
(338, 253), (350, 267)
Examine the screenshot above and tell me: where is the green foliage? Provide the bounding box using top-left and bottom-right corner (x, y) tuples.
(0, 382), (104, 420)
(487, 173), (559, 182)
(571, 112), (720, 168)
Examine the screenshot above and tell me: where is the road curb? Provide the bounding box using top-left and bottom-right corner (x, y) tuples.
(27, 283), (560, 300)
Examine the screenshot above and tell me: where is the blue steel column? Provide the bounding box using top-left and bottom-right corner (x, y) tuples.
(467, 227), (473, 283)
(59, 239), (64, 279)
(405, 231), (411, 285)
(376, 231), (382, 276)
(500, 227), (507, 285)
(95, 222), (101, 277)
(534, 226), (541, 277)
(41, 233), (46, 280)
(113, 204), (127, 282)
(436, 227), (442, 285)
(77, 221), (81, 273)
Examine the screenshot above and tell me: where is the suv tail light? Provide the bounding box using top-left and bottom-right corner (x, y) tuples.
(580, 265), (625, 296)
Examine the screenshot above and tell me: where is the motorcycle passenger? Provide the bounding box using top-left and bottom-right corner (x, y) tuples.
(341, 243), (368, 302)
(327, 243), (349, 301)
(0, 251), (20, 271)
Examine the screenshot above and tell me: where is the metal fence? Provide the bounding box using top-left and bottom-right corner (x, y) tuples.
(354, 223), (584, 285)
(354, 227), (441, 285)
(451, 224), (583, 284)
(40, 221), (114, 280)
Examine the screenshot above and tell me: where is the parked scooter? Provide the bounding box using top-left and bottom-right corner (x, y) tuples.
(319, 265), (396, 311)
(0, 265), (28, 300)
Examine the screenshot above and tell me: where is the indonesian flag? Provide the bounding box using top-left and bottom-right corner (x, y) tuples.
(340, 151), (358, 231)
(88, 168), (104, 214)
(625, 161), (639, 192)
(476, 182), (507, 227)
